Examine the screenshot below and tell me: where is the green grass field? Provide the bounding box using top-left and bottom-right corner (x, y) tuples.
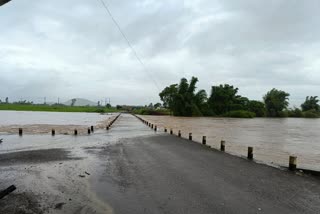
(0, 104), (120, 113)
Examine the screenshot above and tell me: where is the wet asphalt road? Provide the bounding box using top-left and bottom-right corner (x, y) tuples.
(0, 113), (320, 214)
(90, 114), (320, 214)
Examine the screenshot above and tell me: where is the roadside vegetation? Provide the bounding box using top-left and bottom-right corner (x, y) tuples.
(132, 108), (170, 116)
(156, 76), (320, 118)
(0, 103), (119, 113)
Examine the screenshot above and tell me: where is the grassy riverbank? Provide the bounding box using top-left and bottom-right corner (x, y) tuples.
(0, 104), (119, 113)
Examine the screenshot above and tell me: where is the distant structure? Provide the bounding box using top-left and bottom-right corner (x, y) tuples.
(63, 98), (97, 107)
(71, 99), (77, 107)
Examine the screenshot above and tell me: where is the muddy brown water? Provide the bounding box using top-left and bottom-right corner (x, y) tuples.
(0, 111), (110, 126)
(140, 115), (320, 171)
(0, 111), (116, 135)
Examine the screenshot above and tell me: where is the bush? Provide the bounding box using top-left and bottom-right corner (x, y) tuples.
(303, 110), (320, 118)
(132, 108), (170, 115)
(224, 110), (255, 118)
(288, 108), (303, 118)
(95, 108), (105, 113)
(278, 111), (288, 118)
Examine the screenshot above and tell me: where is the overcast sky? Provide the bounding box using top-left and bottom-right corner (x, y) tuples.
(1, 0), (319, 106)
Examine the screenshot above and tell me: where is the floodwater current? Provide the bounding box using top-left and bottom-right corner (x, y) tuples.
(0, 110), (110, 126)
(0, 111), (116, 135)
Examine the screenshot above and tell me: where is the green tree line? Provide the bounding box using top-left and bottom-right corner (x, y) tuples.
(159, 77), (320, 118)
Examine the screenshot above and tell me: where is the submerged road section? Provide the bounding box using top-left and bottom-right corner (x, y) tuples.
(0, 114), (319, 214)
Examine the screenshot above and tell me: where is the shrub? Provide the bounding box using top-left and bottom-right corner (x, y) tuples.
(303, 110), (320, 118)
(288, 108), (303, 117)
(224, 110), (255, 118)
(278, 111), (288, 118)
(94, 108), (105, 113)
(132, 108), (170, 115)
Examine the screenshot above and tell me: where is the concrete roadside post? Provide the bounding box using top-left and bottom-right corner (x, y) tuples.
(220, 140), (225, 152)
(289, 156), (297, 171)
(248, 147), (253, 160)
(202, 136), (206, 145)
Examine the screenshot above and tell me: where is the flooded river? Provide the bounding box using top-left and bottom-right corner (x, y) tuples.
(0, 111), (111, 126)
(140, 115), (320, 171)
(0, 111), (115, 135)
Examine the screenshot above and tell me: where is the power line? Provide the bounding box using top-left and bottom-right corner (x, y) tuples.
(97, 0), (161, 91)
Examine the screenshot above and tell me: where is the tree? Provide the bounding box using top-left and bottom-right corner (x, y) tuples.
(208, 84), (241, 115)
(154, 103), (162, 109)
(148, 103), (154, 109)
(159, 84), (178, 109)
(193, 89), (209, 116)
(301, 96), (319, 112)
(263, 89), (290, 117)
(248, 100), (265, 117)
(173, 77), (193, 116)
(159, 77), (207, 116)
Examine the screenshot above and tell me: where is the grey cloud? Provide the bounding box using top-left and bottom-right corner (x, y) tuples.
(0, 0), (319, 106)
